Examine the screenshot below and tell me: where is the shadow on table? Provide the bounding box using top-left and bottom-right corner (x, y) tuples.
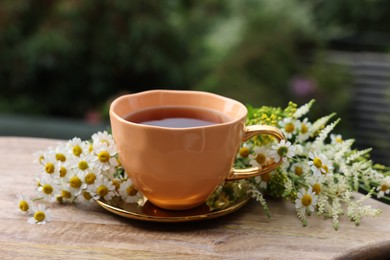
(103, 200), (260, 233)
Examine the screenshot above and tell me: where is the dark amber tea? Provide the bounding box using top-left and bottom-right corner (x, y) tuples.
(124, 106), (231, 128)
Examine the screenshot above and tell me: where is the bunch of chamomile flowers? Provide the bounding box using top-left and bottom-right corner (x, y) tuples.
(17, 131), (144, 224)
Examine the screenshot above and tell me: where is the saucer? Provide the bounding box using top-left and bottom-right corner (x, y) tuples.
(96, 196), (250, 223)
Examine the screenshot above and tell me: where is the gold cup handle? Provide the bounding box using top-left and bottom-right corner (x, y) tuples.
(227, 125), (285, 181)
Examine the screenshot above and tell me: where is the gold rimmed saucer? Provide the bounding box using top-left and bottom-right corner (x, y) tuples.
(96, 196), (250, 223)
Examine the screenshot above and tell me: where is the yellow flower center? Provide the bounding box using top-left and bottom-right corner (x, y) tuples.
(116, 158), (121, 167)
(312, 183), (321, 194)
(295, 166), (303, 176)
(301, 124), (308, 134)
(98, 151), (110, 163)
(261, 172), (271, 182)
(126, 185), (138, 196)
(59, 166), (67, 177)
(55, 153), (66, 162)
(336, 137), (343, 143)
(277, 146), (288, 157)
(45, 163), (55, 174)
(89, 144), (93, 153)
(73, 145), (82, 157)
(61, 190), (72, 199)
(256, 153), (266, 165)
(301, 194), (312, 207)
(322, 165), (329, 174)
(285, 123), (295, 133)
(19, 200), (29, 212)
(42, 184), (53, 195)
(112, 179), (120, 191)
(97, 185), (108, 197)
(69, 176), (82, 189)
(85, 173), (96, 185)
(313, 157), (322, 168)
(34, 211), (46, 222)
(239, 147), (250, 158)
(39, 155), (44, 163)
(381, 184), (389, 192)
(83, 191), (92, 200)
(78, 161), (88, 171)
(56, 196), (63, 203)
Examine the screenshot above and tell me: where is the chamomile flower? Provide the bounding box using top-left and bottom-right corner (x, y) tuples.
(320, 156), (333, 176)
(295, 187), (317, 214)
(253, 172), (272, 190)
(33, 150), (46, 165)
(52, 143), (68, 163)
(291, 162), (307, 177)
(269, 140), (296, 163)
(111, 178), (122, 192)
(90, 178), (117, 201)
(238, 143), (252, 158)
(58, 187), (75, 202)
(76, 190), (95, 205)
(57, 159), (72, 178)
(16, 194), (33, 214)
(37, 176), (59, 202)
(28, 204), (52, 225)
(67, 171), (87, 196)
(278, 118), (298, 139)
(376, 176), (390, 198)
(330, 134), (343, 145)
(118, 179), (140, 203)
(248, 146), (270, 168)
(40, 153), (58, 175)
(92, 131), (115, 148)
(73, 153), (95, 174)
(92, 143), (118, 173)
(82, 168), (101, 186)
(308, 152), (328, 177)
(308, 176), (323, 195)
(297, 118), (312, 142)
(66, 137), (88, 157)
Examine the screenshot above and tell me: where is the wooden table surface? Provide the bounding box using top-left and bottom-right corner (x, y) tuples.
(1, 137), (389, 259)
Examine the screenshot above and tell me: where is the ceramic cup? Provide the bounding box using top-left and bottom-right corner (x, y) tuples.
(109, 90), (285, 210)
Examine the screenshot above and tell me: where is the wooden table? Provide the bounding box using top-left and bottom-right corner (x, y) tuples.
(1, 137), (389, 259)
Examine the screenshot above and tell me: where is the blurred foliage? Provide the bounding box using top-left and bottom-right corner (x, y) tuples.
(306, 0), (390, 52)
(0, 0), (225, 117)
(194, 0), (352, 131)
(1, 0), (389, 127)
(307, 0), (390, 36)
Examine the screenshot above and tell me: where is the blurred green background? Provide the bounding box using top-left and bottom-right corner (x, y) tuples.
(1, 0), (390, 163)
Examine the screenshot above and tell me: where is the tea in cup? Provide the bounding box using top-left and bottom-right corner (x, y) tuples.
(109, 90), (284, 210)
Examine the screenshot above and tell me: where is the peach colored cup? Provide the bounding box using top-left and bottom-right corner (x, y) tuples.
(109, 90), (284, 210)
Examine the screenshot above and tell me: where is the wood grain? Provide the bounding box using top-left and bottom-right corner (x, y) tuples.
(1, 137), (389, 259)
